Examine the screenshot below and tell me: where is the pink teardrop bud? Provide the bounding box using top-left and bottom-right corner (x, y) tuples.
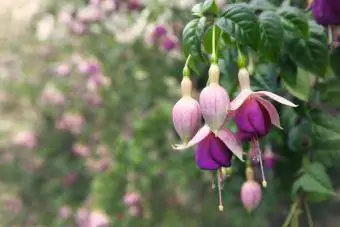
(240, 180), (262, 212)
(199, 64), (229, 132)
(172, 78), (201, 142)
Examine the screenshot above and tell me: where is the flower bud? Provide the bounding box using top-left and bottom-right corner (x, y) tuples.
(199, 64), (229, 132)
(240, 181), (262, 212)
(172, 87), (201, 142)
(263, 144), (276, 169)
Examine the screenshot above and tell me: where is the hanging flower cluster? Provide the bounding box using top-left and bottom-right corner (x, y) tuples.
(171, 27), (297, 211)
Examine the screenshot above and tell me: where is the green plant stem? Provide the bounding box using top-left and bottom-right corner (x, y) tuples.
(304, 201), (314, 227)
(282, 201), (299, 227)
(183, 55), (192, 77)
(211, 24), (217, 64)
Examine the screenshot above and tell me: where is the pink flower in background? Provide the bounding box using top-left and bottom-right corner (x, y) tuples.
(128, 0), (143, 11)
(100, 0), (116, 12)
(69, 20), (88, 35)
(12, 130), (38, 149)
(72, 143), (91, 157)
(58, 205), (72, 220)
(76, 209), (110, 227)
(123, 191), (141, 206)
(84, 92), (103, 106)
(56, 113), (85, 134)
(161, 35), (179, 52)
(40, 85), (65, 106)
(62, 172), (78, 187)
(55, 63), (71, 77)
(78, 59), (101, 75)
(128, 206), (140, 217)
(77, 5), (103, 23)
(4, 197), (22, 214)
(87, 74), (111, 91)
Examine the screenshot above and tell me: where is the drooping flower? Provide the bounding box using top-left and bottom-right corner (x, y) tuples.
(231, 68), (296, 187)
(172, 77), (201, 143)
(311, 0), (340, 26)
(240, 167), (262, 212)
(263, 144), (279, 169)
(173, 64), (244, 211)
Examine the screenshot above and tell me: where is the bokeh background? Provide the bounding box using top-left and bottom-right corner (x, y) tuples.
(0, 0), (340, 226)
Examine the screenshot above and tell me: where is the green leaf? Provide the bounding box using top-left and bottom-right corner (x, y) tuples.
(277, 6), (309, 39)
(258, 11), (283, 61)
(282, 67), (310, 101)
(292, 173), (335, 202)
(249, 0), (276, 11)
(191, 3), (204, 17)
(286, 21), (329, 76)
(203, 25), (222, 54)
(330, 47), (340, 78)
(201, 0), (219, 15)
(216, 3), (259, 50)
(182, 19), (202, 58)
(309, 109), (340, 137)
(306, 162), (333, 190)
(318, 78), (340, 107)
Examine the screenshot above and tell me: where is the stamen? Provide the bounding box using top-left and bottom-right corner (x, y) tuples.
(254, 138), (267, 188)
(217, 169), (224, 211)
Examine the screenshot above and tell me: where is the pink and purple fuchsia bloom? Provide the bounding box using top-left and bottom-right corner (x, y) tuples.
(173, 64), (244, 211)
(311, 0), (340, 26)
(231, 68), (297, 187)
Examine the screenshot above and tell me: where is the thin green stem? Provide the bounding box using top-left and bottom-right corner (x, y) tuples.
(211, 24), (218, 64)
(304, 201), (314, 227)
(183, 55), (192, 78)
(282, 201), (299, 227)
(185, 54), (192, 67)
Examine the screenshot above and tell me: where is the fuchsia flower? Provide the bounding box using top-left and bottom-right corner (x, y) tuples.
(241, 168), (262, 212)
(312, 0), (340, 26)
(172, 77), (201, 143)
(231, 68), (297, 187)
(173, 64), (243, 211)
(232, 68), (297, 140)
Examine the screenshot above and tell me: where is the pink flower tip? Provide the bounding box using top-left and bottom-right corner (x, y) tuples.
(240, 181), (262, 212)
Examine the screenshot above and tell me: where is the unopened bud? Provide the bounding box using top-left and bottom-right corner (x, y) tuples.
(240, 181), (262, 212)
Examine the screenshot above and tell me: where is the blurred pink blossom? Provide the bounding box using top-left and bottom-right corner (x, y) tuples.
(123, 191), (141, 206)
(72, 143), (91, 157)
(84, 92), (103, 106)
(76, 208), (110, 227)
(59, 205), (72, 220)
(101, 0), (116, 12)
(87, 74), (111, 91)
(40, 85), (65, 106)
(55, 63), (71, 77)
(128, 206), (140, 217)
(69, 20), (88, 35)
(56, 113), (85, 134)
(77, 5), (103, 23)
(4, 197), (22, 214)
(78, 59), (101, 75)
(62, 172), (78, 187)
(12, 130), (38, 149)
(161, 35), (179, 52)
